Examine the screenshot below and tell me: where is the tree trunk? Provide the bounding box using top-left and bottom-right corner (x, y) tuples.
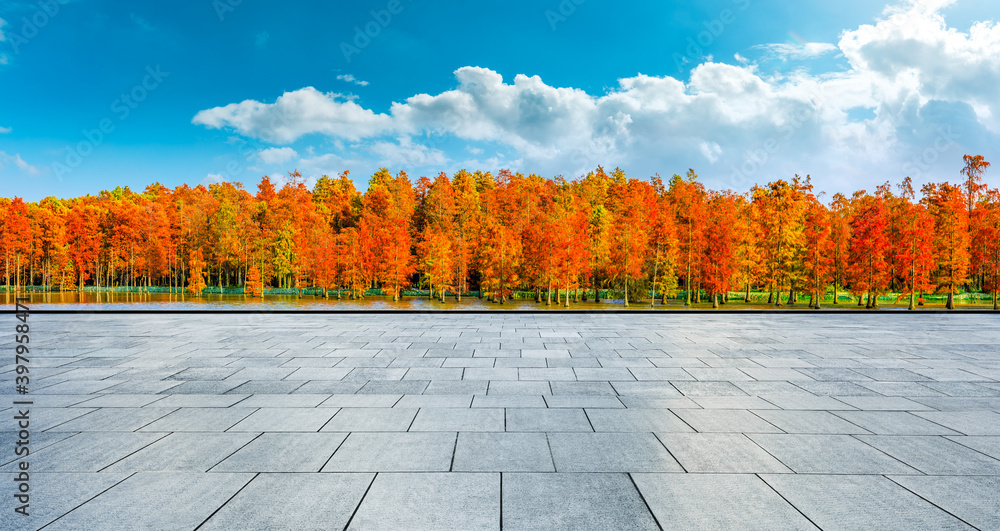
(712, 293), (719, 308)
(946, 289), (955, 310)
(564, 285), (570, 307)
(624, 278), (629, 308)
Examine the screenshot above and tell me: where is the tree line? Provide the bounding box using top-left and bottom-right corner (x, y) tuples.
(2, 155), (997, 309)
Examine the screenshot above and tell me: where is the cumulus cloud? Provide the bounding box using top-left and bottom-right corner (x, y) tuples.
(369, 137), (448, 167)
(193, 0), (1000, 192)
(192, 87), (393, 142)
(0, 125), (10, 133)
(0, 152), (40, 175)
(201, 173), (227, 186)
(337, 74), (369, 87)
(257, 146), (298, 165)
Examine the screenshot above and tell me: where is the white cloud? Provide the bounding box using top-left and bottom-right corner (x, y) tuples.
(0, 152), (40, 175)
(0, 17), (7, 41)
(700, 141), (722, 164)
(193, 0), (1000, 193)
(756, 42), (838, 60)
(257, 146), (298, 165)
(369, 137), (448, 167)
(0, 54), (7, 65)
(0, 126), (10, 134)
(201, 173), (227, 186)
(193, 87), (393, 143)
(337, 74), (369, 87)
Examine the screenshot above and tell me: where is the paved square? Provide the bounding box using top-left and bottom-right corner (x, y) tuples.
(3, 312), (999, 529)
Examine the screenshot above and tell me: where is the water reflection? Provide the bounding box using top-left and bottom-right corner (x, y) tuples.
(4, 291), (992, 310)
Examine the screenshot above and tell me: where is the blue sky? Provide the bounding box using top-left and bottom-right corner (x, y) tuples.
(1, 0), (998, 200)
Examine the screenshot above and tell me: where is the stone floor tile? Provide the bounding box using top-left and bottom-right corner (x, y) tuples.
(452, 432), (554, 472)
(633, 473), (813, 530)
(201, 473), (373, 530)
(762, 474), (972, 530)
(349, 472), (498, 530)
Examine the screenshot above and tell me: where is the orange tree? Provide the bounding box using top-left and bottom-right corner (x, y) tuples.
(702, 191), (738, 308)
(922, 182), (970, 309)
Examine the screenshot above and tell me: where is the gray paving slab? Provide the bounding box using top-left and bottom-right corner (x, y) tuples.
(547, 432), (683, 472)
(227, 407), (337, 432)
(835, 411), (964, 435)
(673, 408), (782, 433)
(749, 434), (920, 474)
(947, 435), (1000, 459)
(753, 409), (872, 434)
(913, 410), (1000, 435)
(45, 472), (254, 530)
(45, 407), (177, 432)
(0, 472), (129, 531)
(889, 475), (1000, 530)
(211, 432), (348, 472)
(856, 435), (1000, 475)
(5, 432), (167, 472)
(633, 473), (814, 530)
(473, 394), (546, 408)
(505, 408), (593, 432)
(138, 407), (257, 432)
(102, 432), (257, 472)
(453, 432), (555, 471)
(201, 473), (374, 530)
(321, 432), (457, 472)
(762, 474), (973, 530)
(321, 407), (417, 431)
(657, 433), (793, 473)
(503, 473), (658, 530)
(586, 408), (693, 432)
(410, 407), (505, 431)
(349, 472), (498, 530)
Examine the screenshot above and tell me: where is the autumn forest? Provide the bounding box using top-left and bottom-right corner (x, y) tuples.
(3, 155), (998, 309)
